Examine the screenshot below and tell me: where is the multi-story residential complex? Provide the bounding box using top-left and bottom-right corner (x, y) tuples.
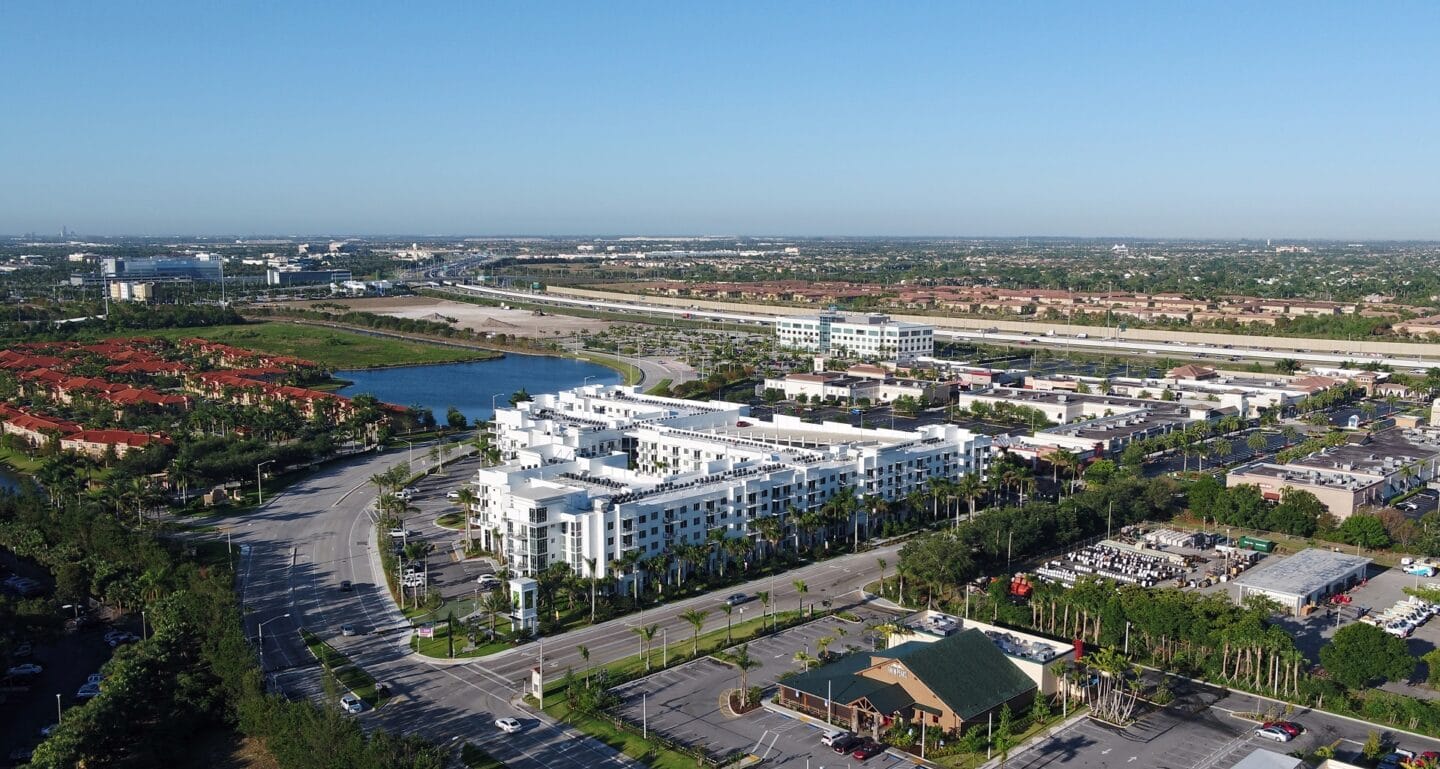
(473, 385), (989, 584)
(775, 312), (934, 361)
(1227, 427), (1440, 519)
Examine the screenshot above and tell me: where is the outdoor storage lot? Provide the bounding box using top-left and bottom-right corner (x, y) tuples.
(609, 610), (900, 768)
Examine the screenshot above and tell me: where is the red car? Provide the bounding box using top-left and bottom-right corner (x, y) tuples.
(1262, 721), (1303, 738)
(852, 740), (886, 760)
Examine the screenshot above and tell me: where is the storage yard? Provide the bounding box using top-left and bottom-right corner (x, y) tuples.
(1035, 527), (1266, 592)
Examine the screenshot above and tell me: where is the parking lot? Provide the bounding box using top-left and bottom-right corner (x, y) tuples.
(1008, 676), (1434, 769)
(610, 609), (902, 768)
(390, 454), (499, 605)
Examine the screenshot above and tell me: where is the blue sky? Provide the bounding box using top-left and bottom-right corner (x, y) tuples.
(2, 2), (1437, 238)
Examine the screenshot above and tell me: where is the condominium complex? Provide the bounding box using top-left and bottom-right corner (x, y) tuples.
(775, 312), (934, 361)
(472, 385), (990, 583)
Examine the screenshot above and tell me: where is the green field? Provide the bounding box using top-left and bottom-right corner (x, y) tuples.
(145, 322), (498, 369)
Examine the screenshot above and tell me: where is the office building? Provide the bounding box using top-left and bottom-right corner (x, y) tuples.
(776, 312), (934, 361)
(101, 254), (223, 282)
(266, 268), (354, 286)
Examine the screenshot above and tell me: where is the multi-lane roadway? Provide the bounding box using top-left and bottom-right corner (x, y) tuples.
(230, 443), (899, 764)
(444, 283), (1440, 370)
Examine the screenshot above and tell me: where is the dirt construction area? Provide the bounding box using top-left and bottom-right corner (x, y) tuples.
(291, 296), (615, 338)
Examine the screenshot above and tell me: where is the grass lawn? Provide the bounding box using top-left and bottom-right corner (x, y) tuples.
(408, 615), (513, 659)
(0, 445), (46, 474)
(542, 698), (701, 769)
(145, 322), (498, 369)
(435, 512), (464, 529)
(300, 629), (389, 707)
(575, 352), (642, 385)
(644, 378), (672, 396)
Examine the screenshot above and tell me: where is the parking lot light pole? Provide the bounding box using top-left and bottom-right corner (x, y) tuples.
(56, 693), (61, 723)
(401, 440), (415, 470)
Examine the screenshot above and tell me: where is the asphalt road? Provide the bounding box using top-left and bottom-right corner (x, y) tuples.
(227, 442), (902, 767)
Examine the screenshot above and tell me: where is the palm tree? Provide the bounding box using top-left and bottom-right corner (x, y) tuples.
(720, 603), (734, 644)
(870, 621), (902, 651)
(578, 644), (591, 684)
(793, 579), (809, 616)
(681, 608), (709, 656)
(876, 557), (888, 597)
(955, 473), (983, 525)
(456, 486), (478, 552)
(792, 650), (817, 671)
(726, 643), (762, 696)
(632, 623), (659, 671)
(757, 590), (771, 630)
(583, 556), (599, 623)
(1246, 432), (1268, 454)
(480, 589), (510, 639)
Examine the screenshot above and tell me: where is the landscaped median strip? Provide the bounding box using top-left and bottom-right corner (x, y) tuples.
(299, 628), (392, 708)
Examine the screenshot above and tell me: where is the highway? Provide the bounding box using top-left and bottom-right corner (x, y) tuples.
(230, 443), (898, 763)
(445, 283), (1440, 370)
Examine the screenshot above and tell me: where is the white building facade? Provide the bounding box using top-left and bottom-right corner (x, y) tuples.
(472, 385), (989, 584)
(776, 312), (934, 361)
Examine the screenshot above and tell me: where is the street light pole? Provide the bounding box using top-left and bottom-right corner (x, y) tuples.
(56, 692), (61, 724)
(257, 613), (291, 670)
(256, 459), (276, 506)
(401, 439), (414, 470)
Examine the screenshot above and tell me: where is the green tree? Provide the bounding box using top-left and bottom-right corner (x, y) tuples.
(1338, 513), (1391, 549)
(1319, 622), (1415, 688)
(680, 608), (709, 657)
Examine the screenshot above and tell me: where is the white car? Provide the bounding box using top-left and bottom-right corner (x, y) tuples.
(341, 624), (358, 637)
(340, 693), (365, 714)
(76, 684), (101, 699)
(446, 490), (461, 501)
(1255, 726), (1292, 742)
(6, 663), (42, 677)
(495, 717), (522, 734)
(476, 574), (502, 588)
(820, 729), (853, 746)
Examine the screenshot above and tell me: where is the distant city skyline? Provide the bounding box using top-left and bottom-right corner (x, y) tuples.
(2, 3), (1438, 239)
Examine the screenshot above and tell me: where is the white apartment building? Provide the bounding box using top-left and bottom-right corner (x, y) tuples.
(776, 312), (934, 361)
(472, 385), (989, 584)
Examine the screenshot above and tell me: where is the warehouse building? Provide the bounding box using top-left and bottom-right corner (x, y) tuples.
(1231, 548), (1370, 615)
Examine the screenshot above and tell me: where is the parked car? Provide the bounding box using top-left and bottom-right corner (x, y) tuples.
(85, 673), (105, 686)
(76, 683), (101, 699)
(495, 717), (522, 734)
(446, 490), (461, 501)
(477, 574), (502, 589)
(725, 593), (749, 606)
(340, 624), (358, 637)
(1254, 726), (1292, 742)
(1378, 749), (1415, 769)
(14, 641), (32, 657)
(852, 740), (886, 760)
(340, 693), (365, 714)
(1262, 721), (1302, 737)
(819, 729), (853, 747)
(6, 663), (42, 677)
(831, 735), (863, 754)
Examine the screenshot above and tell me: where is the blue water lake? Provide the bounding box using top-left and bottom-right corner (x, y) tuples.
(337, 354), (621, 424)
